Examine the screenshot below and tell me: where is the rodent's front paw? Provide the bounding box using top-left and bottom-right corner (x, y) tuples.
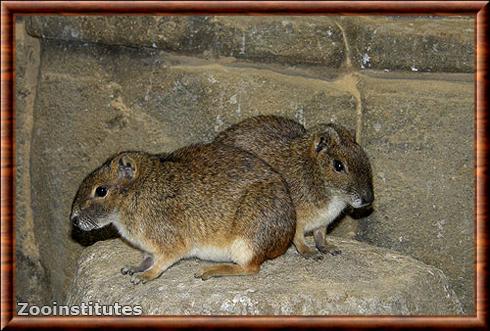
(317, 245), (342, 256)
(311, 253), (324, 261)
(299, 250), (324, 261)
(130, 274), (147, 285)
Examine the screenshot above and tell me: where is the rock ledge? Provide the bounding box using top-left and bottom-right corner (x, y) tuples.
(67, 237), (462, 315)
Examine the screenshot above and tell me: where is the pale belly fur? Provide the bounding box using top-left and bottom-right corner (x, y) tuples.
(303, 196), (347, 233)
(188, 239), (254, 266)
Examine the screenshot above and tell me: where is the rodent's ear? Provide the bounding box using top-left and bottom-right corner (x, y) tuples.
(118, 154), (137, 180)
(341, 126), (357, 143)
(312, 126), (340, 153)
(347, 128), (356, 142)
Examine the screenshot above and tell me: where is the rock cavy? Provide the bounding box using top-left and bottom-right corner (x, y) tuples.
(70, 143), (296, 284)
(215, 115), (374, 259)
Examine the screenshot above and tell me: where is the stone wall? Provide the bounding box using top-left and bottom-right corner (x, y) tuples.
(15, 15), (474, 313)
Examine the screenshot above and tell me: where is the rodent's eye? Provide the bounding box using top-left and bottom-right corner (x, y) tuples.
(333, 160), (345, 173)
(95, 186), (108, 198)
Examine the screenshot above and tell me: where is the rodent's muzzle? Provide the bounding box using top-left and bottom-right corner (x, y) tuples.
(70, 213), (97, 231)
(361, 190), (374, 207)
(351, 190), (374, 209)
(70, 211), (88, 229)
(71, 214), (80, 228)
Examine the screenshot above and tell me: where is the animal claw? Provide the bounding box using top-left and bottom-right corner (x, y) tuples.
(130, 274), (146, 285)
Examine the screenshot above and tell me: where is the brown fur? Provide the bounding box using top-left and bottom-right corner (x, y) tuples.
(71, 143), (296, 283)
(215, 115), (374, 259)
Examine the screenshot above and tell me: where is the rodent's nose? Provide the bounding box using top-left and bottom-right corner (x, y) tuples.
(362, 190), (374, 206)
(71, 215), (80, 227)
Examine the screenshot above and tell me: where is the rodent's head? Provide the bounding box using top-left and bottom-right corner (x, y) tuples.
(309, 123), (374, 209)
(70, 152), (141, 231)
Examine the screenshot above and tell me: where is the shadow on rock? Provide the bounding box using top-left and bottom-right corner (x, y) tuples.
(348, 205), (374, 219)
(71, 224), (120, 247)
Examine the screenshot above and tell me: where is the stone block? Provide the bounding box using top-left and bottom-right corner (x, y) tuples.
(67, 237), (463, 315)
(341, 17), (474, 72)
(27, 16), (346, 67)
(358, 73), (474, 313)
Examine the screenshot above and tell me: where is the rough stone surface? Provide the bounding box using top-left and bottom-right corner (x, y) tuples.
(27, 16), (345, 67)
(14, 18), (50, 306)
(357, 74), (474, 313)
(26, 16), (474, 73)
(341, 16), (474, 73)
(67, 237), (463, 315)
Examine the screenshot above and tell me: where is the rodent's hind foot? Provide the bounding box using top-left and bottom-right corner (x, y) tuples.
(194, 267), (225, 281)
(194, 263), (260, 280)
(193, 270), (210, 281)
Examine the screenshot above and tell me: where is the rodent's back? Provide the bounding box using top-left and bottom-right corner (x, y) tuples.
(163, 142), (285, 191)
(144, 143), (294, 241)
(215, 115), (306, 173)
(216, 115), (306, 144)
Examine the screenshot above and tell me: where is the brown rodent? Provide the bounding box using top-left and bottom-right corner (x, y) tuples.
(70, 143), (296, 284)
(215, 115), (374, 259)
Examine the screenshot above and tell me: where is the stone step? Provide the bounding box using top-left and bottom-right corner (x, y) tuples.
(27, 16), (345, 68)
(26, 16), (474, 72)
(66, 237), (462, 315)
(340, 16), (474, 72)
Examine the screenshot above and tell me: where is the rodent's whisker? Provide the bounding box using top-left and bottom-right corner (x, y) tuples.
(84, 217), (98, 229)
